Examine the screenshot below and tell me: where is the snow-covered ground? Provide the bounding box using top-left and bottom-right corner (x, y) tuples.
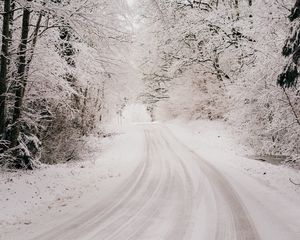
(168, 119), (300, 239)
(0, 118), (299, 239)
(0, 125), (144, 239)
(167, 119), (300, 203)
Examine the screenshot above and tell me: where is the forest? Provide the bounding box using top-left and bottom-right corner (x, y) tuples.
(136, 0), (300, 166)
(0, 0), (299, 169)
(0, 0), (137, 169)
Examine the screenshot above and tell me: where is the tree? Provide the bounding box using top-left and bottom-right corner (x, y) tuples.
(278, 0), (300, 88)
(0, 0), (134, 168)
(10, 0), (32, 149)
(0, 0), (12, 138)
(131, 0), (300, 163)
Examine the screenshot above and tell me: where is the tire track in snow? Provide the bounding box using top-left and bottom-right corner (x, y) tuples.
(29, 123), (261, 240)
(160, 125), (261, 240)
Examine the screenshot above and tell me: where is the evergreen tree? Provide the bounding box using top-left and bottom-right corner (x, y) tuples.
(278, 0), (300, 88)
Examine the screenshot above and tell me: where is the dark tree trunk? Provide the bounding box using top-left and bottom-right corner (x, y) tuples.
(289, 0), (300, 21)
(81, 87), (88, 134)
(7, 0), (16, 80)
(10, 1), (32, 148)
(0, 0), (12, 137)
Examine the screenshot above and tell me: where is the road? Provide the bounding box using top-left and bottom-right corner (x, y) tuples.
(23, 124), (299, 239)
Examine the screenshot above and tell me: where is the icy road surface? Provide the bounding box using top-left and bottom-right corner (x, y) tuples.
(4, 123), (300, 240)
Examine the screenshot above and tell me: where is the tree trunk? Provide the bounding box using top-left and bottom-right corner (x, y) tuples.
(81, 87), (88, 134)
(10, 1), (32, 148)
(0, 0), (12, 137)
(7, 0), (16, 82)
(25, 12), (43, 80)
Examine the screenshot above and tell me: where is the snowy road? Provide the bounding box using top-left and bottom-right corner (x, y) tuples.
(4, 123), (300, 240)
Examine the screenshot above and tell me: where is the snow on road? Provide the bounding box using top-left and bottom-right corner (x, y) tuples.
(1, 121), (300, 239)
(167, 120), (300, 239)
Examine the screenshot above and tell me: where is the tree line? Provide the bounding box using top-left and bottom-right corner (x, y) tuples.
(136, 0), (299, 164)
(0, 0), (131, 169)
